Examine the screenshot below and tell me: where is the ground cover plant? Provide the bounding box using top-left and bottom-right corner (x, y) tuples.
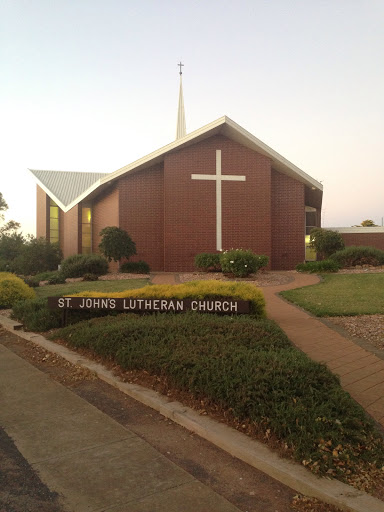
(11, 278), (150, 331)
(49, 311), (384, 483)
(281, 274), (384, 317)
(296, 260), (340, 273)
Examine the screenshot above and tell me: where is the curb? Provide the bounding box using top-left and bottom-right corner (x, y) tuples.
(1, 316), (384, 512)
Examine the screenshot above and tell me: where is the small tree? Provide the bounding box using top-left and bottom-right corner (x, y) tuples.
(0, 192), (21, 235)
(309, 228), (345, 259)
(13, 237), (62, 275)
(98, 227), (137, 263)
(360, 219), (378, 227)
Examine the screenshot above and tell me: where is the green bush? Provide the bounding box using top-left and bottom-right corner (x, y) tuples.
(329, 246), (384, 268)
(98, 227), (137, 262)
(12, 238), (62, 275)
(0, 274), (35, 308)
(309, 228), (345, 259)
(47, 273), (66, 285)
(296, 260), (341, 273)
(12, 298), (63, 331)
(220, 249), (268, 277)
(0, 258), (12, 272)
(22, 276), (41, 288)
(120, 260), (150, 274)
(194, 253), (221, 272)
(83, 273), (99, 281)
(60, 254), (109, 278)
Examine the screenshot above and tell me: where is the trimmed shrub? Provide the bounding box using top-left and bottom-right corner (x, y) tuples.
(194, 253), (221, 272)
(296, 260), (341, 273)
(47, 273), (66, 285)
(0, 274), (35, 308)
(22, 276), (41, 288)
(71, 279), (266, 317)
(60, 254), (109, 278)
(120, 260), (150, 274)
(83, 273), (99, 281)
(98, 227), (137, 262)
(220, 249), (269, 277)
(329, 246), (384, 268)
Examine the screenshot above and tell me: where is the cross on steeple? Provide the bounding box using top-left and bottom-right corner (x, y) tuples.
(178, 61), (184, 75)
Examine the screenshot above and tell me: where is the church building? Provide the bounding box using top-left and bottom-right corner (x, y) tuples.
(30, 70), (323, 271)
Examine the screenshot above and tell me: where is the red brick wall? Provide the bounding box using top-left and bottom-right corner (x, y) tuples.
(118, 164), (164, 270)
(164, 135), (272, 271)
(36, 186), (49, 239)
(340, 233), (384, 251)
(91, 186), (120, 272)
(92, 186), (119, 253)
(271, 170), (306, 270)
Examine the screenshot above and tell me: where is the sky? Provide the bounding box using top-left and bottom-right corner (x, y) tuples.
(1, 0), (383, 236)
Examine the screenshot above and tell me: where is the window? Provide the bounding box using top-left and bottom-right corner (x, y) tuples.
(49, 199), (59, 243)
(305, 206), (317, 261)
(81, 206), (92, 254)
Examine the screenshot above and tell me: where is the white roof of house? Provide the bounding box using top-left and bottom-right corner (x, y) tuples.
(329, 227), (384, 234)
(30, 116), (323, 213)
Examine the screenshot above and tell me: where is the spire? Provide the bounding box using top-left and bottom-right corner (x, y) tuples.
(176, 62), (186, 140)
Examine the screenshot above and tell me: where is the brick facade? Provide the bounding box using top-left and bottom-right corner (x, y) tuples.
(36, 186), (49, 239)
(35, 133), (323, 271)
(340, 233), (384, 251)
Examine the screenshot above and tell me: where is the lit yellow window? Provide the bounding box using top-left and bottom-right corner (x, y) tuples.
(81, 206), (92, 254)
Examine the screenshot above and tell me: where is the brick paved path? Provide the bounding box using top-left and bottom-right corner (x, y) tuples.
(261, 273), (384, 428)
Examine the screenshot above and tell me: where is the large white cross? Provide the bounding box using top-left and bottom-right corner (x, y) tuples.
(191, 150), (246, 251)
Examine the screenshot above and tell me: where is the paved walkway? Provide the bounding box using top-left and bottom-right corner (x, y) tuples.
(0, 342), (241, 512)
(260, 273), (384, 428)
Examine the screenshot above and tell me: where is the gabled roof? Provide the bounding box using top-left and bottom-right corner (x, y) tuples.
(30, 116), (323, 212)
(29, 170), (108, 212)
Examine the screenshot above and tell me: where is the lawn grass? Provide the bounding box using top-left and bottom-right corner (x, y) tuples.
(281, 274), (384, 316)
(34, 278), (150, 299)
(50, 311), (384, 482)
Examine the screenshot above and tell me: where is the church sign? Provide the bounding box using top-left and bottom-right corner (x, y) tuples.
(48, 296), (250, 314)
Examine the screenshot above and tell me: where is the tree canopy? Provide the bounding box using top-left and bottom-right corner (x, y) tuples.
(359, 219), (378, 227)
(309, 228), (345, 259)
(0, 192), (21, 235)
(98, 227), (137, 263)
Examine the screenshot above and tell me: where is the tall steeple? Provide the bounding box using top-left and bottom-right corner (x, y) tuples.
(176, 62), (186, 140)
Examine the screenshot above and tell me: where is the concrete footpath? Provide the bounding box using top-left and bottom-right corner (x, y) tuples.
(0, 343), (240, 512)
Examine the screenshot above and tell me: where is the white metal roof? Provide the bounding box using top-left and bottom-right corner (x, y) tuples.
(329, 227), (384, 234)
(29, 170), (108, 211)
(29, 116), (323, 212)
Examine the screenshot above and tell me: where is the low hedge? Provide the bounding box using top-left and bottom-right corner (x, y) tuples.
(60, 254), (109, 278)
(120, 260), (150, 274)
(0, 273), (35, 308)
(70, 280), (266, 317)
(194, 253), (221, 272)
(296, 260), (340, 273)
(329, 246), (384, 267)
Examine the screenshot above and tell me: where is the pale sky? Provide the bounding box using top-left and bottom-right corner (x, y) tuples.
(1, 0), (383, 235)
